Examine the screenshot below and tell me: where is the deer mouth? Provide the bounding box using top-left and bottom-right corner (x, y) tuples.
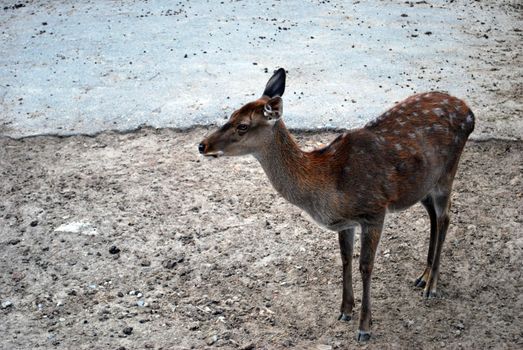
(203, 150), (224, 158)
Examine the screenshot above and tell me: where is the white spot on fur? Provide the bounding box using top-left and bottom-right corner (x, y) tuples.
(395, 144), (403, 151)
(412, 112), (418, 117)
(433, 108), (445, 117)
(466, 114), (473, 124)
(408, 132), (416, 139)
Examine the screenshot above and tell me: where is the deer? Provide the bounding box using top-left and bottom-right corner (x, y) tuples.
(198, 68), (475, 341)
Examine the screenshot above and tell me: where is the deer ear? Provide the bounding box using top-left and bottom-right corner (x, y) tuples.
(262, 68), (286, 98)
(263, 96), (283, 121)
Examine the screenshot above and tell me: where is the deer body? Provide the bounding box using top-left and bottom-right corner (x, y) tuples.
(199, 69), (474, 341)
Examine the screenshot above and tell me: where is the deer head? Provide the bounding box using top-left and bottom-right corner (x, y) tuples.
(198, 68), (286, 157)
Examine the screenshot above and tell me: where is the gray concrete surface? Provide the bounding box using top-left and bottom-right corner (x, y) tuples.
(0, 1), (521, 139)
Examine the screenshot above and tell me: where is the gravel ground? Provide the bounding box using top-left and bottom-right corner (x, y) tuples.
(0, 128), (521, 349)
(0, 0), (522, 138)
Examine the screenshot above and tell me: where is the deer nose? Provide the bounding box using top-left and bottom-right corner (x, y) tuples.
(198, 143), (206, 154)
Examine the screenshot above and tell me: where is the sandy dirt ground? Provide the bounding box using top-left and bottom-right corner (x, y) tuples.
(0, 128), (521, 349)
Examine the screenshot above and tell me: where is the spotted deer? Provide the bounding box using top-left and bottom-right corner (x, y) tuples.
(198, 68), (475, 341)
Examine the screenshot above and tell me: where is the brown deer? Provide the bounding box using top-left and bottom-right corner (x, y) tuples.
(198, 68), (475, 341)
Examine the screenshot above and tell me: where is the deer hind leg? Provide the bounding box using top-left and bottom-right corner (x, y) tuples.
(423, 188), (452, 299)
(415, 195), (438, 288)
(338, 228), (355, 322)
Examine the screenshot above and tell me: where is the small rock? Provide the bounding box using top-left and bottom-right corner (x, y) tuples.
(137, 300), (146, 307)
(8, 239), (20, 245)
(109, 246), (120, 254)
(404, 319), (414, 328)
(54, 222), (97, 236)
(30, 220), (38, 227)
(162, 255), (184, 269)
(122, 327), (133, 335)
(140, 260), (151, 267)
(162, 259), (177, 269)
(117, 291), (124, 297)
(315, 345), (332, 350)
(206, 335), (218, 346)
(188, 322), (200, 330)
(1, 300), (13, 309)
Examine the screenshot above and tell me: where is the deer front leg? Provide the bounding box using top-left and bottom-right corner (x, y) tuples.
(338, 228), (355, 321)
(357, 219), (384, 342)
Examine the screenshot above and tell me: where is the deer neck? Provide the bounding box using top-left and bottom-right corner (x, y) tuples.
(253, 120), (314, 205)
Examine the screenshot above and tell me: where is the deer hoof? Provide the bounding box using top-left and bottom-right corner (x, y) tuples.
(423, 289), (438, 299)
(357, 330), (371, 342)
(414, 277), (426, 288)
(338, 313), (352, 322)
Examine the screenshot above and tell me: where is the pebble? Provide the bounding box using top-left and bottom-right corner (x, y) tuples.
(162, 259), (177, 269)
(54, 222), (98, 235)
(122, 327), (133, 335)
(188, 321), (200, 330)
(1, 300), (13, 309)
(137, 300), (146, 307)
(206, 335), (218, 346)
(315, 345), (332, 350)
(109, 246), (121, 254)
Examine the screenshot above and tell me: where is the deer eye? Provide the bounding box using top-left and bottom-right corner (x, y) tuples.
(237, 124), (249, 133)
